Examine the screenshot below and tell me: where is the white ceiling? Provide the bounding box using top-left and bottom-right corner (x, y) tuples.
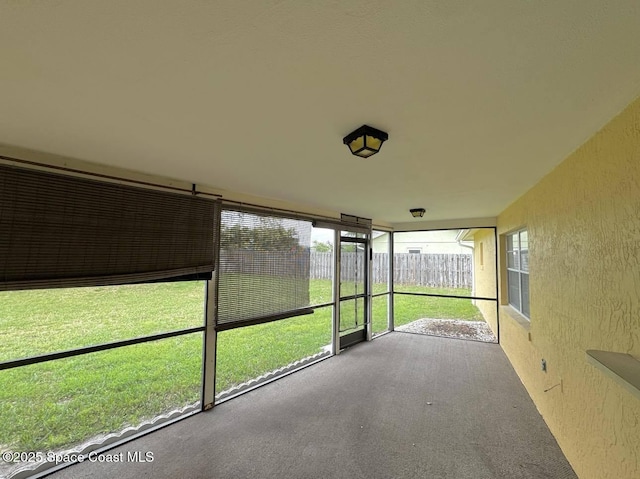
(1, 1), (639, 226)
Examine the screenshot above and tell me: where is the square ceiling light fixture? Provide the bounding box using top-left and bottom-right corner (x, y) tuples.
(343, 125), (388, 158)
(410, 208), (426, 218)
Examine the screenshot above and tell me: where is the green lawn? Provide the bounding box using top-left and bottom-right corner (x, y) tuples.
(0, 336), (202, 453)
(391, 284), (484, 326)
(0, 282), (205, 361)
(0, 279), (481, 455)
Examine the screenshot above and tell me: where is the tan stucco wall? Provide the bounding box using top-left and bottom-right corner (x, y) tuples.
(472, 229), (498, 335)
(497, 96), (640, 479)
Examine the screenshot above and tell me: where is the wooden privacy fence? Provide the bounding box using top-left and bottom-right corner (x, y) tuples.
(392, 253), (471, 288)
(310, 252), (472, 288)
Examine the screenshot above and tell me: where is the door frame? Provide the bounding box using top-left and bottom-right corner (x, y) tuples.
(332, 228), (371, 353)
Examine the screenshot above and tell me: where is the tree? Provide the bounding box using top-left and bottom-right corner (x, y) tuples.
(312, 240), (333, 253)
(221, 217), (301, 251)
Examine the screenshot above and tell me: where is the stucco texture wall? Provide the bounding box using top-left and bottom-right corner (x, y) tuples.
(497, 96), (640, 479)
(472, 228), (498, 335)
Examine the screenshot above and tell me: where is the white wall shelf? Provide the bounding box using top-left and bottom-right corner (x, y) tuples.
(586, 350), (640, 400)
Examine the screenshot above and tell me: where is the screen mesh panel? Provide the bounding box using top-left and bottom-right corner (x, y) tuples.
(339, 297), (365, 332)
(217, 208), (312, 329)
(340, 247), (365, 298)
(0, 164), (218, 290)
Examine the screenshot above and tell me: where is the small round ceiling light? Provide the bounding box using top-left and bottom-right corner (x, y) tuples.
(410, 208), (426, 218)
(343, 125), (388, 158)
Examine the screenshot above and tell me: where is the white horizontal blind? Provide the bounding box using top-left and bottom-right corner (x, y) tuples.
(506, 229), (529, 317)
(0, 165), (218, 290)
(217, 208), (312, 330)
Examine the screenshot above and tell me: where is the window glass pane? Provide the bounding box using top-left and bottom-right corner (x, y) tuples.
(521, 273), (530, 317)
(520, 231), (529, 272)
(0, 282), (205, 362)
(520, 249), (529, 272)
(215, 307), (331, 396)
(0, 335), (202, 479)
(506, 233), (517, 251)
(508, 271), (521, 310)
(519, 230), (528, 246)
(506, 251), (519, 270)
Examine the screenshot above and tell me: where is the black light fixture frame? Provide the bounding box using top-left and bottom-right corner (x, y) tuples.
(343, 124), (389, 158)
(410, 208), (426, 218)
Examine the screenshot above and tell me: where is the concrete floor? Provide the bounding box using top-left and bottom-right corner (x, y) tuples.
(45, 333), (577, 479)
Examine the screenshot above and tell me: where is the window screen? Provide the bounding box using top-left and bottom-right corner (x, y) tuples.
(217, 208), (312, 330)
(0, 164), (218, 290)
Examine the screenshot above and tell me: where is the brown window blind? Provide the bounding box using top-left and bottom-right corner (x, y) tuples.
(0, 164), (218, 291)
(217, 207), (312, 330)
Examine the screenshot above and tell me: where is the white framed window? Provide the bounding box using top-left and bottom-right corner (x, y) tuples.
(506, 229), (529, 318)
